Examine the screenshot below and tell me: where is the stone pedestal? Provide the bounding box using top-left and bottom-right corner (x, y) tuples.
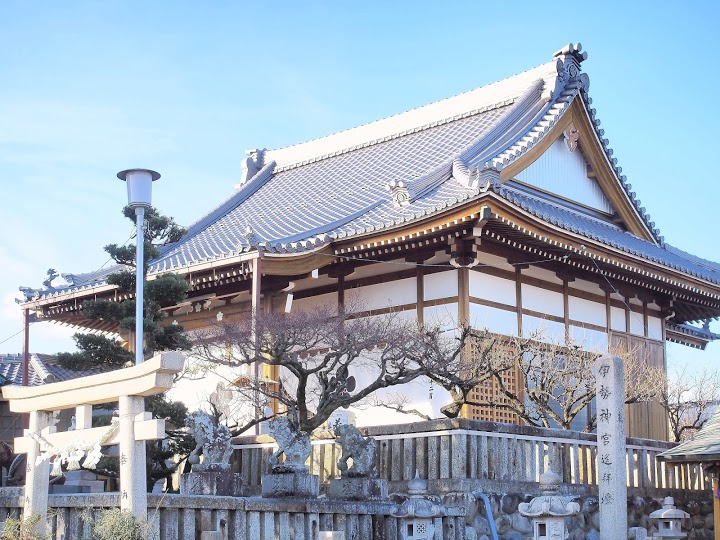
(328, 477), (388, 500)
(180, 472), (244, 496)
(49, 485), (91, 494)
(261, 471), (319, 498)
(64, 470), (105, 493)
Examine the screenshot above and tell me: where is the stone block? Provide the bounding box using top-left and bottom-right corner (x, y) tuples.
(49, 485), (91, 494)
(261, 471), (319, 498)
(180, 472), (244, 496)
(327, 477), (388, 501)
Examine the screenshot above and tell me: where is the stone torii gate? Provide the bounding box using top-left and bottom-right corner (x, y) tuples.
(2, 351), (184, 534)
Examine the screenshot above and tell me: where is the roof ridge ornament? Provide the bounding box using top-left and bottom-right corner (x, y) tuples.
(386, 179), (412, 207)
(237, 148), (267, 189)
(452, 158), (479, 188)
(478, 163), (501, 193)
(543, 43), (590, 102)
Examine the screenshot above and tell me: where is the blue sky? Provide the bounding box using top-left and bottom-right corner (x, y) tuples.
(1, 1), (718, 371)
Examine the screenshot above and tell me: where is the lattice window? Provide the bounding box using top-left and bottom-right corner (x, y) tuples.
(465, 336), (523, 424)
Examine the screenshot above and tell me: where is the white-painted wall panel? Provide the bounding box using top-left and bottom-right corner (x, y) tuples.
(346, 278), (416, 312)
(610, 306), (626, 332)
(469, 272), (516, 306)
(424, 303), (458, 331)
(522, 284), (564, 317)
(469, 304), (518, 336)
(293, 292), (338, 313)
(568, 295), (606, 327)
(515, 137), (614, 213)
(424, 271), (458, 301)
(629, 312), (645, 336)
(352, 380), (451, 427)
(522, 315), (566, 342)
(568, 325), (609, 352)
(648, 316), (663, 341)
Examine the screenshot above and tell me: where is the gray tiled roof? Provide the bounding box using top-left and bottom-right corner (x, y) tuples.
(0, 353), (95, 388)
(493, 184), (720, 285)
(21, 44), (720, 302)
(658, 409), (720, 463)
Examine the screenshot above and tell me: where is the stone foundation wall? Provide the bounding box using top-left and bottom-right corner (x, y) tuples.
(440, 488), (714, 540)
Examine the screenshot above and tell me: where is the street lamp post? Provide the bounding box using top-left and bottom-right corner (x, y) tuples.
(117, 168), (161, 365)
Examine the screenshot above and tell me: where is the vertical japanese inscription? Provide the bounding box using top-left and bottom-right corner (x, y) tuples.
(595, 355), (627, 539)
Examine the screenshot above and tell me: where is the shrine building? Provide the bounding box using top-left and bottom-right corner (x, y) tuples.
(18, 44), (720, 441)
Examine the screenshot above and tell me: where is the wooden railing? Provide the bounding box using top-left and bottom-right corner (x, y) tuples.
(233, 419), (707, 492)
(0, 493), (466, 540)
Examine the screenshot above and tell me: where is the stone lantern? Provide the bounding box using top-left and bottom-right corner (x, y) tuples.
(648, 497), (688, 539)
(392, 471), (446, 540)
(517, 469), (580, 540)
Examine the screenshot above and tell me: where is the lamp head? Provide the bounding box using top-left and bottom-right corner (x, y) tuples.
(117, 168), (161, 210)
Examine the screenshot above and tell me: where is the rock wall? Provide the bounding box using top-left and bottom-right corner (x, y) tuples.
(441, 490), (714, 540)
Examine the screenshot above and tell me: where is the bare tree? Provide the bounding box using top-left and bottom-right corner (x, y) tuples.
(192, 304), (470, 435)
(428, 330), (665, 432)
(659, 364), (720, 442)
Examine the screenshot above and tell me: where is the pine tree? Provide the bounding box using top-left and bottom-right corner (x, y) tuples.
(57, 206), (190, 370)
(56, 206), (193, 492)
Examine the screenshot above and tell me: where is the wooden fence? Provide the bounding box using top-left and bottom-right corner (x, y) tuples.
(234, 419), (706, 493)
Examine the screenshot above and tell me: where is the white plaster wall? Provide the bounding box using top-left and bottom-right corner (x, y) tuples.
(570, 278), (604, 295)
(351, 379), (452, 427)
(469, 272), (516, 306)
(424, 271), (458, 301)
(168, 362), (252, 421)
(610, 306), (626, 332)
(568, 325), (609, 352)
(629, 311), (645, 336)
(424, 303), (458, 331)
(345, 277), (416, 311)
(469, 303), (518, 336)
(648, 316), (663, 341)
(522, 266), (562, 285)
(521, 284), (564, 317)
(293, 292), (337, 313)
(515, 136), (613, 213)
(522, 315), (566, 342)
(568, 295), (606, 327)
(475, 251), (514, 270)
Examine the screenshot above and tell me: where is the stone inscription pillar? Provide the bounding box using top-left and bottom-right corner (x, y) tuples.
(119, 395), (147, 519)
(24, 410), (51, 534)
(595, 354), (628, 539)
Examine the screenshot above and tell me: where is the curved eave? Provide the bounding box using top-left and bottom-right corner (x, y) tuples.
(332, 193), (720, 308)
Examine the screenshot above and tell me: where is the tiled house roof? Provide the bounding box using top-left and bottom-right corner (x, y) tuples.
(21, 43), (720, 305)
(0, 353), (95, 389)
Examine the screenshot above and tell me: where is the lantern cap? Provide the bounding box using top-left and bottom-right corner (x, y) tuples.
(117, 168), (161, 181)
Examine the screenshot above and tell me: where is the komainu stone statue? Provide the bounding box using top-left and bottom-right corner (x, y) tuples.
(335, 423), (377, 478)
(328, 423), (387, 501)
(186, 411), (233, 472)
(268, 416), (312, 473)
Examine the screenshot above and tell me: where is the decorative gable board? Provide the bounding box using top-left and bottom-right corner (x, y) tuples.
(514, 136), (613, 214)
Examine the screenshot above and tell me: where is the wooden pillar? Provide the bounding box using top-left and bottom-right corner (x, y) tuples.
(337, 274), (345, 313)
(251, 254), (263, 434)
(416, 265), (425, 326)
(119, 395), (147, 519)
(515, 267), (524, 336)
(458, 267), (469, 327)
(22, 308), (30, 386)
(714, 476), (720, 540)
(24, 410), (51, 534)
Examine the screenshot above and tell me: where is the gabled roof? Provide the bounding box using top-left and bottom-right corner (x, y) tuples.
(0, 353), (95, 388)
(20, 44), (720, 311)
